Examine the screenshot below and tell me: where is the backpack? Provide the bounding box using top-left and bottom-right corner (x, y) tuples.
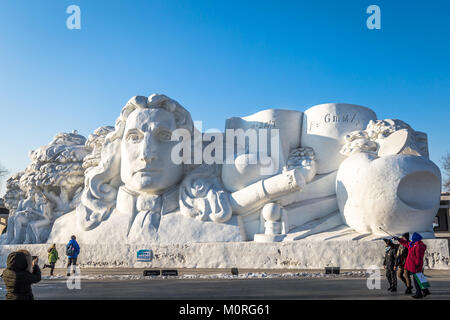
(66, 243), (75, 256)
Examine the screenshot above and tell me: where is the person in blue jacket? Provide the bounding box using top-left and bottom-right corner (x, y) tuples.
(66, 235), (80, 276)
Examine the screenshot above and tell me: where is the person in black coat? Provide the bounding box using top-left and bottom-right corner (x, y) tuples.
(1, 250), (41, 300)
(383, 238), (398, 292)
(394, 232), (412, 294)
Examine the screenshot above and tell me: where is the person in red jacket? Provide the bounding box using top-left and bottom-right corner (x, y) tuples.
(395, 232), (430, 299)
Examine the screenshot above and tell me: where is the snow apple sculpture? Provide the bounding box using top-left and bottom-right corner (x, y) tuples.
(336, 119), (441, 236)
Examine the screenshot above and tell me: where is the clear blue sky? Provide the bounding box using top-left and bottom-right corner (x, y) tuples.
(1, 0), (449, 195)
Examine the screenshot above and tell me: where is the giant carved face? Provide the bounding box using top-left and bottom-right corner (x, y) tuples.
(120, 108), (184, 195)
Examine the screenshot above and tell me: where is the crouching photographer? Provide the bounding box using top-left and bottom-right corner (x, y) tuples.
(1, 250), (41, 300)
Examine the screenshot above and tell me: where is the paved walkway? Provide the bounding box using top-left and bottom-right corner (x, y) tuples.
(1, 269), (449, 300)
(27, 267), (450, 277)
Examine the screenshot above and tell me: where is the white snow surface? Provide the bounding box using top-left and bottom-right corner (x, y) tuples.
(38, 271), (370, 281)
(1, 239), (449, 270)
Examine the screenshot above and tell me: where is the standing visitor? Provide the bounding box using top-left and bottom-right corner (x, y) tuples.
(1, 250), (41, 300)
(66, 235), (80, 276)
(43, 244), (59, 276)
(394, 232), (412, 294)
(382, 238), (398, 292)
(395, 232), (431, 299)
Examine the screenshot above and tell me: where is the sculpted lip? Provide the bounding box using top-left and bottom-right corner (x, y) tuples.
(134, 168), (161, 175)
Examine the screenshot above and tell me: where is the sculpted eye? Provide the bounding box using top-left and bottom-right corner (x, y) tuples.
(157, 130), (172, 141)
(126, 132), (143, 143)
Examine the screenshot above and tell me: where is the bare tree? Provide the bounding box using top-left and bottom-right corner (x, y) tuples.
(443, 153), (450, 192)
(0, 163), (8, 178)
(0, 163), (9, 194)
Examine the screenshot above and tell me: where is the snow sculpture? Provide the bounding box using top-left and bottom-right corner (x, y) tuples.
(336, 153), (441, 236)
(72, 95), (195, 234)
(0, 131), (90, 244)
(222, 109), (303, 192)
(9, 188), (53, 244)
(20, 131), (88, 213)
(48, 96), (310, 244)
(4, 93), (442, 244)
(336, 119), (441, 236)
(220, 109), (310, 242)
(286, 147), (317, 183)
(3, 172), (25, 216)
(340, 119), (427, 158)
(2, 172), (25, 243)
(301, 103), (377, 174)
(179, 164), (233, 223)
(82, 126), (115, 171)
(49, 94), (240, 244)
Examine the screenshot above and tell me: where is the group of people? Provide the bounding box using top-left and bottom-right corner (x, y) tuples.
(0, 231), (435, 300)
(42, 235), (80, 276)
(1, 235), (80, 300)
(383, 232), (431, 299)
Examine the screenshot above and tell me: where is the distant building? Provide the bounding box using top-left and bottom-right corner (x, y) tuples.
(435, 192), (450, 234)
(0, 198), (9, 235)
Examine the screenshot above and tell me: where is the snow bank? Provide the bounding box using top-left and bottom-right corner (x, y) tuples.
(1, 240), (449, 270)
(38, 271), (370, 281)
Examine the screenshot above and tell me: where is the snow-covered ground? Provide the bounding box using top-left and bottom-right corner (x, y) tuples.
(1, 240), (449, 269)
(40, 270), (370, 281)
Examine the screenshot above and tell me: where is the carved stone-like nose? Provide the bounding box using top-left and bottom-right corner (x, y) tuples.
(140, 133), (158, 162)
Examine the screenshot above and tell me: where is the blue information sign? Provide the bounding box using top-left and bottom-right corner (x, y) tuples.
(136, 249), (153, 262)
